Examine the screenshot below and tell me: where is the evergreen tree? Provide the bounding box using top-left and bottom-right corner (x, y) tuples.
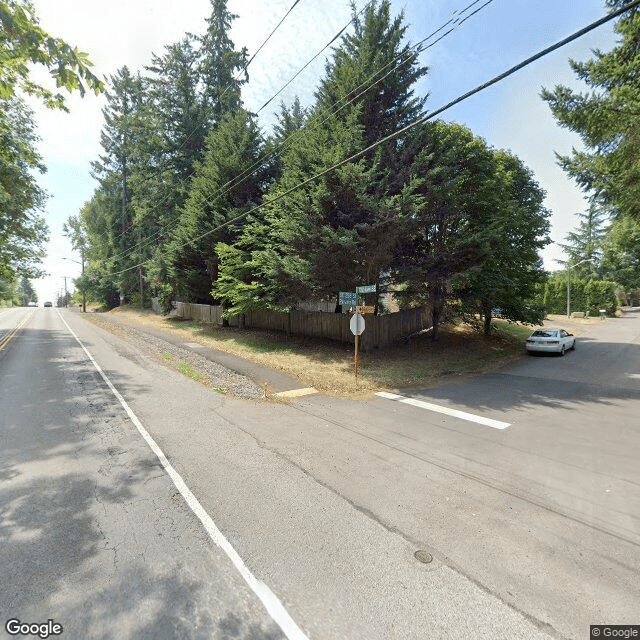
(601, 215), (640, 296)
(90, 66), (147, 302)
(557, 202), (609, 278)
(18, 275), (36, 306)
(390, 121), (498, 340)
(460, 149), (550, 334)
(170, 108), (268, 303)
(272, 98), (308, 142)
(198, 0), (248, 125)
(79, 193), (121, 308)
(248, 0), (428, 311)
(541, 2), (640, 219)
(144, 0), (248, 305)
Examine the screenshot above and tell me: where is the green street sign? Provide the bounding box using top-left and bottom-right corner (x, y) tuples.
(339, 291), (357, 305)
(356, 284), (376, 294)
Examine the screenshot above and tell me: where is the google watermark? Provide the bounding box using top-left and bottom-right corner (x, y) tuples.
(5, 619), (63, 639)
(591, 626), (640, 639)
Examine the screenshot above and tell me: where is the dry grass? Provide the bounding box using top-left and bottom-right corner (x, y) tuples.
(96, 307), (531, 398)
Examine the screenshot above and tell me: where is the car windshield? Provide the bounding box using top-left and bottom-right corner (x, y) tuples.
(531, 330), (558, 337)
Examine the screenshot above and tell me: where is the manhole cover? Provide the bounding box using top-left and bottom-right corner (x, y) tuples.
(414, 550), (433, 564)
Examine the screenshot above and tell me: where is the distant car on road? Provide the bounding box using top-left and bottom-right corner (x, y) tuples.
(44, 301), (52, 307)
(526, 328), (575, 356)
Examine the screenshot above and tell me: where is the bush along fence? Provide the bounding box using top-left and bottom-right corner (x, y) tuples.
(172, 302), (431, 349)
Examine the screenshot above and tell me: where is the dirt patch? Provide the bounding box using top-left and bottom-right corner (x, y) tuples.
(84, 307), (530, 399)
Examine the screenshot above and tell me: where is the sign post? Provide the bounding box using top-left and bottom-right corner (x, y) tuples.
(350, 312), (365, 378)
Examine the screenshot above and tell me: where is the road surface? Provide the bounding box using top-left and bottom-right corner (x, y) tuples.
(1, 307), (638, 639)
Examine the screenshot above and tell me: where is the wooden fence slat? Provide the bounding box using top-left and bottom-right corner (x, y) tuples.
(172, 301), (430, 348)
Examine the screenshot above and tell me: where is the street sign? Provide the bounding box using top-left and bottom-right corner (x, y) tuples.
(339, 291), (357, 306)
(356, 305), (375, 314)
(356, 284), (376, 294)
(350, 313), (365, 335)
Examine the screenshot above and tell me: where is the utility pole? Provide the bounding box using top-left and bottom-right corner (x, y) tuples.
(138, 230), (144, 310)
(80, 248), (86, 313)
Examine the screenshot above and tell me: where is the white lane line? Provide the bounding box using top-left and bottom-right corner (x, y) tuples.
(376, 391), (510, 430)
(57, 311), (310, 640)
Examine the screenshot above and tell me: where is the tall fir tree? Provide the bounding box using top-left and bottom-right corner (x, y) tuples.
(558, 203), (609, 278)
(249, 0), (429, 311)
(390, 121), (498, 339)
(170, 108), (269, 303)
(90, 66), (147, 302)
(198, 0), (248, 125)
(144, 0), (249, 305)
(541, 2), (640, 219)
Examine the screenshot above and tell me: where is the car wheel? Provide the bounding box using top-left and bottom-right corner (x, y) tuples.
(571, 339), (576, 350)
(560, 345), (566, 356)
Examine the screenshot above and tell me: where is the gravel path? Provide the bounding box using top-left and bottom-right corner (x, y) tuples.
(84, 312), (264, 400)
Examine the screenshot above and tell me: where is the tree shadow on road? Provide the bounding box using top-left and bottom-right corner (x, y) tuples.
(0, 328), (286, 640)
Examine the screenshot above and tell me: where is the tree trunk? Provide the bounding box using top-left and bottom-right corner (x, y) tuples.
(430, 284), (444, 341)
(374, 282), (380, 316)
(483, 312), (492, 336)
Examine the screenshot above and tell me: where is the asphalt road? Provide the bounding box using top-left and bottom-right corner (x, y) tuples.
(1, 307), (638, 640)
(0, 308), (286, 640)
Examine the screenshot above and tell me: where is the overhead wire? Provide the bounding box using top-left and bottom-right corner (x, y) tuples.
(110, 0), (493, 266)
(106, 0), (306, 249)
(218, 0), (305, 104)
(107, 0), (640, 278)
(255, 4), (368, 114)
(110, 0), (376, 263)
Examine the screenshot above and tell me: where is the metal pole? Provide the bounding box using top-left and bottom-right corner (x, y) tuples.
(81, 249), (86, 313)
(567, 268), (571, 318)
(354, 334), (359, 378)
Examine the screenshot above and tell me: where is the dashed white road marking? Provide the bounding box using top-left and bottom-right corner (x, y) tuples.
(58, 311), (310, 640)
(376, 391), (511, 430)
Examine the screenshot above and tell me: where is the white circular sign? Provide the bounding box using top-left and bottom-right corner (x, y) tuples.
(350, 313), (365, 335)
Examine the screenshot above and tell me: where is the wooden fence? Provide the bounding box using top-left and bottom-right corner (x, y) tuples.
(174, 302), (431, 349)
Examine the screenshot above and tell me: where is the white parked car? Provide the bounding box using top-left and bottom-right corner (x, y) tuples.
(526, 328), (576, 356)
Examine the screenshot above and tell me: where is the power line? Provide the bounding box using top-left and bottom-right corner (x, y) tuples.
(107, 0), (306, 248)
(109, 0), (640, 278)
(256, 4), (369, 114)
(218, 0), (306, 104)
(110, 0), (493, 265)
(110, 0), (377, 262)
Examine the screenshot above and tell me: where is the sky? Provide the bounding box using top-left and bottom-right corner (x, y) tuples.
(25, 0), (618, 304)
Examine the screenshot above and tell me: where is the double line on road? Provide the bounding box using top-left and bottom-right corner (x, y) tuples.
(0, 311), (34, 352)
